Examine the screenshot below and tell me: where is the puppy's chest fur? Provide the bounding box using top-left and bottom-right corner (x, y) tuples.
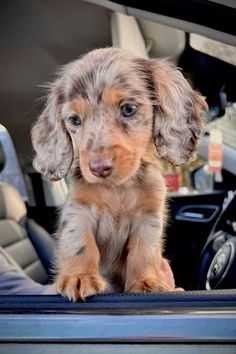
(95, 188), (137, 267)
(71, 172), (165, 279)
(78, 184), (140, 263)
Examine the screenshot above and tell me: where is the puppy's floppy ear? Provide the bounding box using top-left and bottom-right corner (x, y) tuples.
(149, 59), (207, 165)
(31, 80), (73, 181)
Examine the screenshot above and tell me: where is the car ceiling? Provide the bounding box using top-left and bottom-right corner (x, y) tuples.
(0, 0), (111, 166)
(107, 0), (236, 37)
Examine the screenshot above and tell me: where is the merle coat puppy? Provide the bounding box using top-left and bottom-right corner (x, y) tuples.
(31, 48), (207, 300)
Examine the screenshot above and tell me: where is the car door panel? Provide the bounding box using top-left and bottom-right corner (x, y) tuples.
(165, 191), (226, 289)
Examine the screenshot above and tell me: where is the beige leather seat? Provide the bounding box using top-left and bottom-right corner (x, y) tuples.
(0, 181), (55, 285)
(111, 11), (148, 57)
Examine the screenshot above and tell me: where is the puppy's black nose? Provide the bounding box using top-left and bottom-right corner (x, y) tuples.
(89, 158), (113, 178)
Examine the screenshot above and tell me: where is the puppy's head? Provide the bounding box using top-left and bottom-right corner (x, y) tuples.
(31, 48), (207, 184)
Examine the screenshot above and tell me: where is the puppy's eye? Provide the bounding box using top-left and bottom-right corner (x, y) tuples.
(68, 114), (81, 126)
(121, 103), (138, 117)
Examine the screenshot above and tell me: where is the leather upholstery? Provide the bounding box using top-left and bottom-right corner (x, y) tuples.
(26, 219), (55, 275)
(0, 183), (26, 225)
(0, 182), (55, 284)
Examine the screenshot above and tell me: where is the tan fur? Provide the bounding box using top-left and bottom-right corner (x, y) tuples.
(103, 87), (127, 106)
(31, 48), (207, 300)
(125, 246), (172, 292)
(70, 98), (88, 118)
(56, 234), (107, 300)
(71, 158), (164, 214)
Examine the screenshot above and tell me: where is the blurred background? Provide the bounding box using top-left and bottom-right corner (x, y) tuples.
(0, 0), (236, 194)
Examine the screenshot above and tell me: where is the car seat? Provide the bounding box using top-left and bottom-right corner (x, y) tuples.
(0, 141), (55, 284)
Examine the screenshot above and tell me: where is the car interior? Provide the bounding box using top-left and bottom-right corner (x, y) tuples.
(0, 0), (236, 302)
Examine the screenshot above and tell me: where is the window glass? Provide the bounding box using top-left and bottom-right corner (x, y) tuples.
(190, 33), (236, 66)
(190, 33), (236, 150)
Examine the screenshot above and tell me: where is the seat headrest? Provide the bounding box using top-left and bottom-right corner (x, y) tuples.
(111, 12), (148, 58)
(0, 142), (5, 172)
(0, 183), (27, 225)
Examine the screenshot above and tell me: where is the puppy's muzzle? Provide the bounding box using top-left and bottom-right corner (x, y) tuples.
(89, 158), (113, 178)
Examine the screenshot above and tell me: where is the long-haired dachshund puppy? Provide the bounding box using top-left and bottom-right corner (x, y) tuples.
(31, 47), (207, 300)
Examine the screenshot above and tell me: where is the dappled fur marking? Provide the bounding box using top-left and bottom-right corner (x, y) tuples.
(76, 245), (86, 255)
(86, 137), (94, 151)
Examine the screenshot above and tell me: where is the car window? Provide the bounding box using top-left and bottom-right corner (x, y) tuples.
(189, 33), (236, 150)
(190, 33), (236, 66)
(0, 2), (235, 300)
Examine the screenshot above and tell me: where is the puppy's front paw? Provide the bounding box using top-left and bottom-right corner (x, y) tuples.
(125, 277), (172, 293)
(56, 272), (107, 301)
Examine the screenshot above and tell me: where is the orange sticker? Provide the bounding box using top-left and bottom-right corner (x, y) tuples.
(208, 130), (223, 173)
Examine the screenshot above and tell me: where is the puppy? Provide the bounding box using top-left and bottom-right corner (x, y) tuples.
(31, 48), (207, 300)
